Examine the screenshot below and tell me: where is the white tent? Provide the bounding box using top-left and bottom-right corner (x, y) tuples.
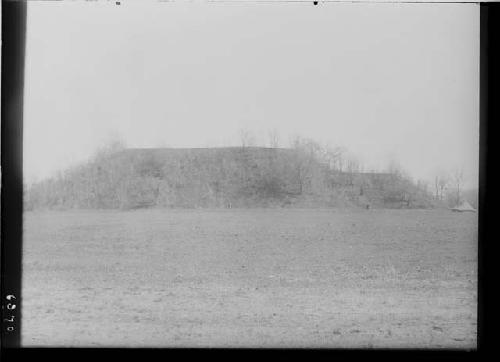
(451, 200), (476, 212)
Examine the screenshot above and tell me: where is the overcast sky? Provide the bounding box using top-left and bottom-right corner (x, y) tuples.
(23, 1), (479, 188)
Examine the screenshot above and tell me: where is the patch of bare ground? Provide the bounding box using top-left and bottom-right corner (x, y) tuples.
(22, 209), (477, 348)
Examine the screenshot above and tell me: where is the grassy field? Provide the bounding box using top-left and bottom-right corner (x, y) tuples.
(22, 208), (477, 348)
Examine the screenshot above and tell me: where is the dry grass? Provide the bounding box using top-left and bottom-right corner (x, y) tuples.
(22, 208), (477, 348)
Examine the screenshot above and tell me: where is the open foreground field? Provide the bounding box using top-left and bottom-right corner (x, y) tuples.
(22, 209), (477, 348)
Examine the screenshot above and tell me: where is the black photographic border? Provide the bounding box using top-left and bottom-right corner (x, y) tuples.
(1, 0), (495, 358)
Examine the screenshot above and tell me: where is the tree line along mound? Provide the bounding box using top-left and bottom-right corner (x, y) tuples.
(25, 147), (435, 210)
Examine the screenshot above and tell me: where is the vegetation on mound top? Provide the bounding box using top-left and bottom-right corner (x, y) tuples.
(25, 141), (435, 210)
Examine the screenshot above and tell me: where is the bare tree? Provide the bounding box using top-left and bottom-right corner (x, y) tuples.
(320, 144), (345, 172)
(452, 168), (464, 206)
(289, 134), (302, 150)
(95, 137), (127, 161)
(437, 175), (449, 201)
(239, 129), (256, 148)
(268, 129), (280, 148)
(417, 179), (429, 194)
(288, 136), (319, 194)
(434, 176), (440, 200)
(345, 156), (360, 186)
(387, 159), (404, 179)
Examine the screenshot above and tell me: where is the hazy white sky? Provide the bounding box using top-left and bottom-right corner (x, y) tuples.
(23, 1), (479, 188)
